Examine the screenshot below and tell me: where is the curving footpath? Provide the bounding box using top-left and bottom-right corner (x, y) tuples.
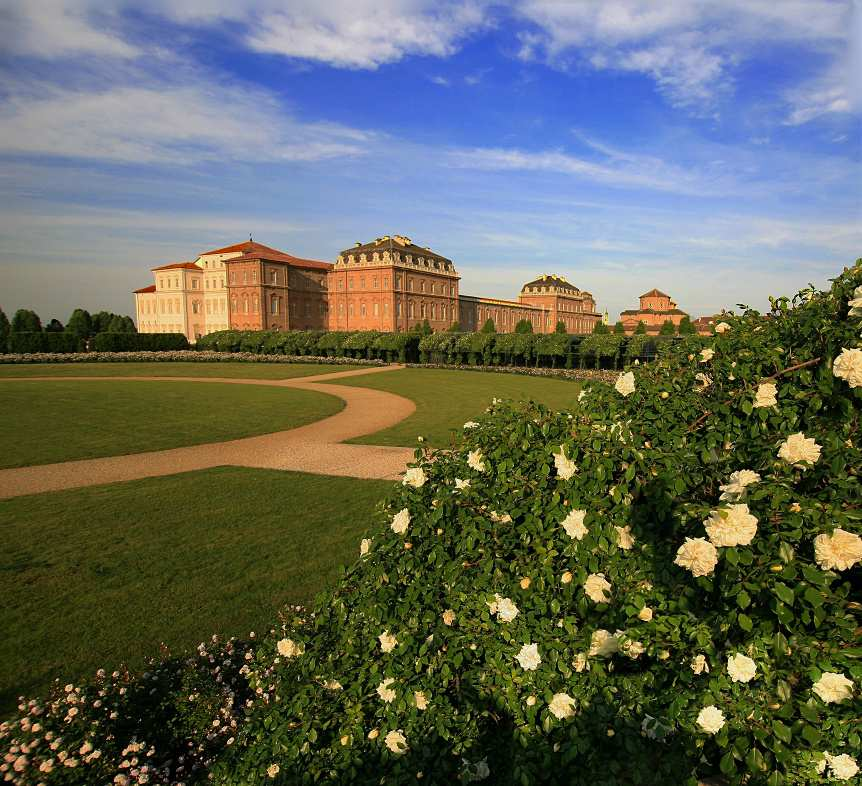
(0, 365), (417, 500)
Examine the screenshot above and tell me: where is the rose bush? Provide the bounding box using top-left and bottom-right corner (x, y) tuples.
(2, 262), (860, 785)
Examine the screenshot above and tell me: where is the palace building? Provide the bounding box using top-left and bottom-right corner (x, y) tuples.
(619, 288), (690, 333)
(134, 235), (602, 342)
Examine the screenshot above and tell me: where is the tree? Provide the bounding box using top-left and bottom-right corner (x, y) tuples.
(634, 320), (648, 334)
(45, 318), (64, 332)
(613, 321), (625, 334)
(480, 318), (496, 334)
(65, 308), (92, 338)
(121, 315), (137, 333)
(447, 322), (461, 333)
(678, 316), (697, 335)
(514, 319), (533, 334)
(107, 315), (126, 333)
(659, 320), (676, 335)
(555, 320), (567, 334)
(11, 309), (41, 333)
(592, 321), (610, 334)
(91, 310), (112, 334)
(0, 307), (10, 350)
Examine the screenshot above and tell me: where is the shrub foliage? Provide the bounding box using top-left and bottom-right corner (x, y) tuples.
(2, 263), (861, 785)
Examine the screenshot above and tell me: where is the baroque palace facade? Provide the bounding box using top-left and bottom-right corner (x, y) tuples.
(134, 235), (602, 342)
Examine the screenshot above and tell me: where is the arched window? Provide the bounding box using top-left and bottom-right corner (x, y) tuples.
(441, 305), (446, 320)
(420, 281), (426, 293)
(349, 303), (354, 316)
(409, 302), (415, 318)
(270, 270), (277, 285)
(243, 296), (249, 314)
(431, 304), (436, 320)
(339, 302), (344, 314)
(373, 303), (379, 316)
(421, 303), (426, 318)
(271, 295), (279, 314)
(253, 296), (259, 313)
(360, 303), (366, 316)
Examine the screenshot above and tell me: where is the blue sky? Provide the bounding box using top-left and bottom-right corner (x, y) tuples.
(0, 0), (859, 324)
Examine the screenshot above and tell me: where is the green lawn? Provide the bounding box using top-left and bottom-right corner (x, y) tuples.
(334, 367), (582, 446)
(0, 380), (342, 468)
(0, 361), (360, 379)
(0, 467), (394, 714)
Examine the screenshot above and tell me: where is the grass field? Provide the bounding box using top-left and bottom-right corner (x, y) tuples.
(0, 361), (360, 379)
(0, 467), (394, 714)
(0, 380), (342, 468)
(333, 367), (583, 446)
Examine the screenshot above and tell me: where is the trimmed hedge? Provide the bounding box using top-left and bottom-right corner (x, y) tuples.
(7, 332), (83, 354)
(90, 332), (189, 352)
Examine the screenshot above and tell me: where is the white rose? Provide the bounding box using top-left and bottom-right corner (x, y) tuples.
(553, 445), (578, 480)
(488, 594), (519, 623)
(467, 450), (487, 473)
(704, 504), (759, 547)
(442, 609), (456, 626)
(384, 729), (408, 755)
(276, 638), (303, 658)
(489, 510), (512, 523)
(574, 653), (590, 672)
(463, 421), (479, 429)
(413, 691), (428, 710)
(267, 763), (280, 777)
(812, 672), (854, 704)
(718, 469), (761, 501)
(584, 573), (612, 603)
(615, 525), (635, 550)
(691, 654), (709, 675)
(561, 509), (588, 540)
(454, 478), (471, 492)
(833, 347), (862, 388)
(826, 753), (859, 780)
(753, 382), (778, 408)
(696, 705), (725, 734)
(814, 529), (862, 571)
(714, 322), (731, 334)
(391, 508), (410, 534)
(588, 629), (619, 657)
(620, 637), (645, 659)
(848, 284), (862, 316)
(777, 432), (821, 468)
(402, 467), (426, 488)
(638, 607), (653, 622)
(694, 372), (713, 392)
(376, 678), (397, 703)
(727, 653), (757, 683)
(548, 693), (576, 720)
(700, 348), (715, 362)
(615, 371), (635, 397)
(516, 643), (541, 671)
(674, 537), (719, 577)
(359, 538), (372, 556)
(378, 631), (398, 653)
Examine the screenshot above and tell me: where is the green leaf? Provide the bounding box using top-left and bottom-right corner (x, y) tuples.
(737, 590), (751, 609)
(738, 613), (753, 632)
(773, 583), (794, 606)
(772, 720), (791, 744)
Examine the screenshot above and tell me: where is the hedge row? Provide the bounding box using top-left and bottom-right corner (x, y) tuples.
(196, 329), (694, 369)
(2, 332), (189, 354)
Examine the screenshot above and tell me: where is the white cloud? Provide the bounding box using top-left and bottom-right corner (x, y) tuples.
(0, 0), (138, 58)
(513, 0), (853, 113)
(430, 75), (451, 86)
(0, 81), (373, 164)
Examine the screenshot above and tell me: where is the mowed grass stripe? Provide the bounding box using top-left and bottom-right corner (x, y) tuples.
(0, 467), (394, 714)
(0, 380), (343, 469)
(0, 361), (362, 379)
(332, 367), (582, 447)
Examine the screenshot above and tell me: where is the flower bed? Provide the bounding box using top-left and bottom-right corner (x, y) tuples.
(1, 261), (860, 785)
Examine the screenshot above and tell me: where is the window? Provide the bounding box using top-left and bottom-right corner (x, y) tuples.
(253, 296), (259, 313)
(397, 301), (401, 317)
(192, 279), (198, 289)
(174, 278), (178, 288)
(360, 277), (365, 288)
(384, 303), (389, 315)
(408, 279), (414, 292)
(360, 303), (366, 316)
(349, 303), (354, 316)
(431, 304), (436, 319)
(270, 270), (277, 285)
(206, 301), (211, 315)
(252, 271), (257, 283)
(338, 280), (344, 290)
(339, 302), (344, 314)
(441, 305), (446, 320)
(373, 277), (378, 288)
(373, 303), (379, 316)
(192, 301), (200, 314)
(230, 272), (236, 284)
(243, 296), (249, 314)
(271, 296), (279, 314)
(243, 272), (247, 284)
(305, 303), (310, 316)
(409, 302), (415, 318)
(421, 303), (427, 318)
(349, 278), (354, 289)
(420, 281), (426, 293)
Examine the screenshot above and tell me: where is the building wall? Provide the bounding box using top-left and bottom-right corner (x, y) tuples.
(196, 251), (236, 333)
(327, 260), (459, 332)
(459, 296), (546, 333)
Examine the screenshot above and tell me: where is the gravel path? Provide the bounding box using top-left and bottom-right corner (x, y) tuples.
(0, 365), (416, 499)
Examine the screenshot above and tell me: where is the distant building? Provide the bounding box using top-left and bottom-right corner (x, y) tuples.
(135, 235), (603, 341)
(619, 288), (690, 333)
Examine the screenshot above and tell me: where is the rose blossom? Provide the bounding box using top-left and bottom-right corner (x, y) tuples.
(402, 467), (426, 488)
(561, 509), (588, 540)
(487, 594), (519, 623)
(548, 693), (576, 720)
(413, 691), (428, 710)
(638, 607), (653, 622)
(384, 730), (408, 755)
(391, 508), (410, 534)
(359, 538), (371, 556)
(588, 630), (619, 657)
(833, 347), (862, 388)
(267, 764), (280, 778)
(378, 631), (398, 653)
(614, 525), (635, 549)
(583, 573), (612, 603)
(778, 432), (821, 467)
(814, 529), (862, 571)
(753, 382), (777, 408)
(714, 322), (731, 333)
(376, 678), (397, 703)
(467, 450), (486, 473)
(825, 753), (859, 780)
(674, 538), (718, 577)
(442, 609), (456, 626)
(727, 653), (757, 683)
(691, 655), (709, 674)
(812, 672), (854, 704)
(704, 504), (759, 547)
(614, 371), (635, 397)
(848, 284), (862, 316)
(515, 643), (541, 671)
(553, 446), (577, 480)
(699, 348), (714, 362)
(696, 705), (725, 734)
(718, 470), (761, 501)
(276, 638), (303, 658)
